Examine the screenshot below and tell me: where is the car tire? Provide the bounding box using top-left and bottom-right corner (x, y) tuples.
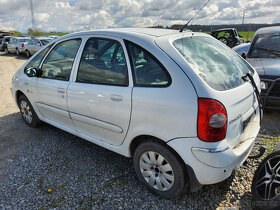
(18, 95), (41, 128)
(251, 150), (280, 210)
(5, 47), (9, 54)
(218, 37), (229, 46)
(133, 140), (188, 199)
(16, 48), (20, 56)
(26, 50), (31, 58)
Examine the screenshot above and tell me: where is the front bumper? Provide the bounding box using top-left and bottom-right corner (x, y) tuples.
(261, 78), (280, 110)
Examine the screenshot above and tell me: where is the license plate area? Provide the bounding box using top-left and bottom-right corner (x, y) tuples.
(242, 110), (256, 133)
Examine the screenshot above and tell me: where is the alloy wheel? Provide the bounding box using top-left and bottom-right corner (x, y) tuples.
(255, 155), (280, 199)
(20, 100), (33, 124)
(139, 151), (174, 191)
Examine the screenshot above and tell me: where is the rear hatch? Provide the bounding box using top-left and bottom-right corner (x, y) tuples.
(155, 33), (260, 148)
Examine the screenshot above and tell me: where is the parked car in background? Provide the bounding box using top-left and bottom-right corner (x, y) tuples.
(11, 28), (261, 198)
(25, 37), (52, 57)
(233, 42), (251, 56)
(242, 26), (280, 110)
(0, 36), (11, 51)
(6, 37), (31, 55)
(48, 35), (59, 39)
(211, 28), (244, 48)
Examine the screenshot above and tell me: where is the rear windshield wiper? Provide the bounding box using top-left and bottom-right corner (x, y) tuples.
(242, 73), (262, 125)
(255, 47), (280, 56)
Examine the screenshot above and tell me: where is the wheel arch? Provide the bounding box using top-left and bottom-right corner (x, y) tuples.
(15, 90), (25, 107)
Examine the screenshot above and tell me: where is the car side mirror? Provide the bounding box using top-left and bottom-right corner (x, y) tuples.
(25, 67), (39, 77)
(241, 52), (246, 60)
(37, 43), (41, 46)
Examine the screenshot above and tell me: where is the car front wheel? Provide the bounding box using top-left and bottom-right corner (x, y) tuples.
(133, 141), (188, 199)
(18, 95), (41, 127)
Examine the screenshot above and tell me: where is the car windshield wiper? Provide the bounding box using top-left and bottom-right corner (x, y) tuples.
(255, 47), (280, 56)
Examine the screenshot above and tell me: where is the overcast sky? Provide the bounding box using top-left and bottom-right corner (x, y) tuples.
(0, 0), (279, 33)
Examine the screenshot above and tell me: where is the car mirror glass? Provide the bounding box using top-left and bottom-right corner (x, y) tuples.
(25, 67), (38, 77)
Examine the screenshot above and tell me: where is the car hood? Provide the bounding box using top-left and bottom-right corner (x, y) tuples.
(261, 58), (280, 77)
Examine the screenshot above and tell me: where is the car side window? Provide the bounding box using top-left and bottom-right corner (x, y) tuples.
(76, 38), (128, 86)
(125, 41), (171, 87)
(24, 43), (55, 71)
(41, 39), (81, 81)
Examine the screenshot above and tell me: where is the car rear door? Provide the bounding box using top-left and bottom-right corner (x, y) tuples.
(33, 38), (82, 132)
(67, 35), (133, 146)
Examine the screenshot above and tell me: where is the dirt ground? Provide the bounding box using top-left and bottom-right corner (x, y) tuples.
(0, 52), (27, 182)
(0, 51), (279, 209)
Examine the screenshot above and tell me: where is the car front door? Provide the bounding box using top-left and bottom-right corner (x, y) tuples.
(34, 38), (82, 132)
(67, 36), (132, 146)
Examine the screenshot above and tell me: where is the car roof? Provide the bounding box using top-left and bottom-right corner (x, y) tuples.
(255, 26), (280, 35)
(63, 28), (180, 39)
(212, 28), (235, 32)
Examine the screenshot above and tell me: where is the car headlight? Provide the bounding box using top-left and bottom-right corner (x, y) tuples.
(260, 81), (267, 90)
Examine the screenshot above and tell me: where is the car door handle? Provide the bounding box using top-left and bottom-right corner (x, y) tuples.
(110, 94), (123, 101)
(57, 88), (65, 93)
(24, 82), (29, 86)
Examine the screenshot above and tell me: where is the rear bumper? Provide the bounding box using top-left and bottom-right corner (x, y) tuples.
(167, 112), (260, 187)
(261, 78), (280, 110)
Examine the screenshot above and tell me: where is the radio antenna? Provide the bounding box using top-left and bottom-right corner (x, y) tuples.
(179, 0), (212, 32)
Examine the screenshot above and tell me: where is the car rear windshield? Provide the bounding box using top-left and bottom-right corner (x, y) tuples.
(173, 36), (254, 91)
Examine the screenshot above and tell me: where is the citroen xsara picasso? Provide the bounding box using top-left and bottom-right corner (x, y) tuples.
(11, 28), (261, 198)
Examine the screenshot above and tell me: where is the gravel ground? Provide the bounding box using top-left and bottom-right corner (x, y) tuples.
(0, 52), (280, 209)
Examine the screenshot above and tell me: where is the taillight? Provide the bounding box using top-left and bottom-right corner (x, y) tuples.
(197, 98), (227, 142)
(22, 43), (24, 48)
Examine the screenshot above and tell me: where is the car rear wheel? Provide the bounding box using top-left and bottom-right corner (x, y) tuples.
(218, 37), (229, 46)
(18, 95), (41, 128)
(251, 150), (280, 210)
(133, 141), (188, 198)
(26, 50), (31, 58)
(16, 48), (20, 56)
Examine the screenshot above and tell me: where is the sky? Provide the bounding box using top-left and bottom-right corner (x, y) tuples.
(0, 0), (279, 33)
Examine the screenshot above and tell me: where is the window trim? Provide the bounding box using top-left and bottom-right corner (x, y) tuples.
(39, 38), (82, 81)
(124, 40), (172, 88)
(75, 37), (129, 87)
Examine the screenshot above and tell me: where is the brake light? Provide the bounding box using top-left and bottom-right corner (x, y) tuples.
(22, 43), (24, 48)
(197, 98), (227, 142)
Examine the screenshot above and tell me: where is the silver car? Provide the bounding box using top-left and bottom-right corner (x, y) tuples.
(242, 26), (280, 109)
(6, 37), (31, 55)
(25, 37), (52, 57)
(11, 28), (261, 198)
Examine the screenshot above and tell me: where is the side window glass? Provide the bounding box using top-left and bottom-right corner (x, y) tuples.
(126, 42), (171, 87)
(41, 39), (81, 81)
(24, 43), (55, 71)
(77, 38), (128, 86)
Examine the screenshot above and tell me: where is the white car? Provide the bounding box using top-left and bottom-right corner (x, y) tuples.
(25, 37), (52, 58)
(6, 37), (31, 55)
(11, 28), (261, 198)
(233, 42), (251, 56)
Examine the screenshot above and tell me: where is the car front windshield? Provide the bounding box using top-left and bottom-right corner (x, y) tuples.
(41, 39), (51, 45)
(173, 36), (254, 91)
(248, 34), (280, 58)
